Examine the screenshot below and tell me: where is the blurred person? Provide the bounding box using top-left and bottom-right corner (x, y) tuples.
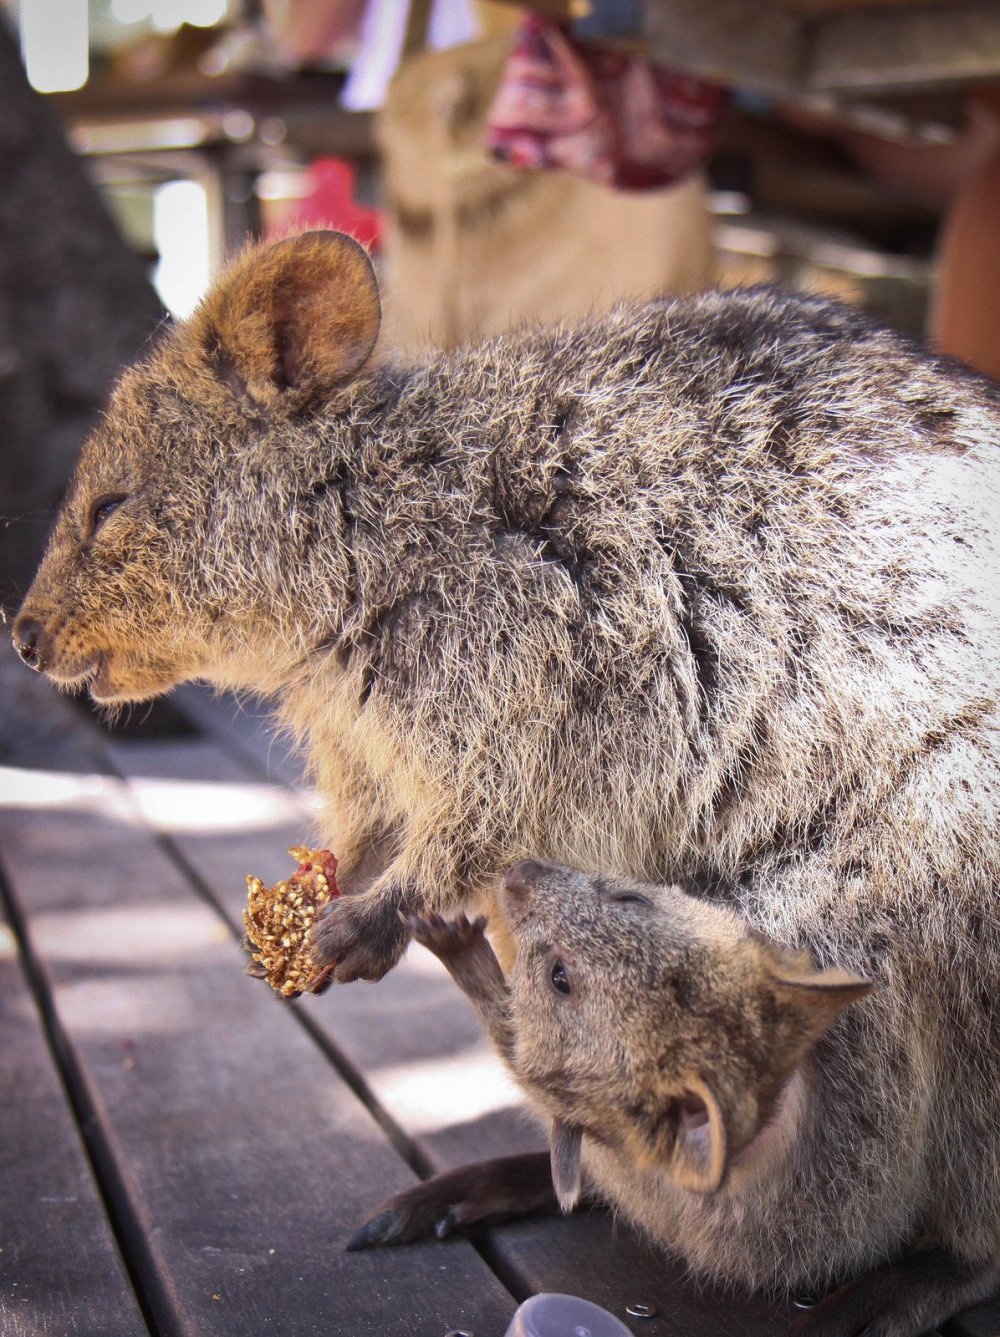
(786, 88), (1000, 382)
(263, 0), (719, 352)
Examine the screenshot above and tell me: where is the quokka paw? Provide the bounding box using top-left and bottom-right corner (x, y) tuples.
(308, 892), (409, 986)
(345, 1153), (556, 1251)
(403, 910), (488, 963)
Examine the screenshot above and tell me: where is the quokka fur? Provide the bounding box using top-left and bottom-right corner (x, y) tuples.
(400, 853), (1000, 1335)
(11, 234), (1000, 1315)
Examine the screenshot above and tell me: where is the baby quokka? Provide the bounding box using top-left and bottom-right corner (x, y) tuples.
(368, 860), (998, 1337)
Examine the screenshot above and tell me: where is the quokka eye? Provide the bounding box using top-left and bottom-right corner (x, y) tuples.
(89, 495), (127, 536)
(614, 893), (651, 908)
(550, 959), (572, 996)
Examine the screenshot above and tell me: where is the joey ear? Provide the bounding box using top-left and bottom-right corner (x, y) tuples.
(771, 965), (874, 1046)
(201, 230), (381, 404)
(669, 1080), (729, 1195)
(550, 1119), (583, 1213)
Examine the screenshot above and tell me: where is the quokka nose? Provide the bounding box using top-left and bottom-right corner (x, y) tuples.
(502, 859), (553, 903)
(12, 614), (47, 671)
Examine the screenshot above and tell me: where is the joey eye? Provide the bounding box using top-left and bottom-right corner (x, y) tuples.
(549, 959), (572, 997)
(614, 893), (651, 908)
(89, 495), (127, 537)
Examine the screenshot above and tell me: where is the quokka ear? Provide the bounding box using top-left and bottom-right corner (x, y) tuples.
(669, 1079), (729, 1195)
(198, 230), (381, 405)
(771, 964), (874, 1047)
(550, 1118), (584, 1213)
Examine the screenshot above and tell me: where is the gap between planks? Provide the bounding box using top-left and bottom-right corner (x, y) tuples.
(99, 717), (542, 1310)
(1, 678), (520, 1337)
(1, 831), (170, 1337)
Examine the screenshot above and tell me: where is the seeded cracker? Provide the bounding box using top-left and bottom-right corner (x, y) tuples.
(243, 847), (340, 997)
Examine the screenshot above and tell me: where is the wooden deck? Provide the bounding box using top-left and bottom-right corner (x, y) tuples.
(2, 660), (999, 1337)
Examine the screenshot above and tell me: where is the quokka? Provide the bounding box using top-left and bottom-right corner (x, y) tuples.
(11, 237), (1000, 1331)
(371, 853), (999, 1337)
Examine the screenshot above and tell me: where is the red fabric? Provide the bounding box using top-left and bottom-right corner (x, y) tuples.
(287, 157), (382, 250)
(486, 16), (726, 191)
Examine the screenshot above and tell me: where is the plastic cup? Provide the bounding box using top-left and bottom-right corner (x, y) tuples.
(504, 1292), (634, 1336)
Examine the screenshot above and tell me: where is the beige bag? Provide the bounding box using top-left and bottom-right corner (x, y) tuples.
(376, 31), (716, 353)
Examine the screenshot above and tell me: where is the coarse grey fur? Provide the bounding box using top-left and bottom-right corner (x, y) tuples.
(12, 234), (1000, 985)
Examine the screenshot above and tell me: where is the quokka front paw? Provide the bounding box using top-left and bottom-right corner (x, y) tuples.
(402, 910), (511, 1052)
(404, 910), (489, 962)
(308, 890), (409, 986)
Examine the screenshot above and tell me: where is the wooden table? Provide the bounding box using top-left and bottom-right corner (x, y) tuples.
(1, 659), (997, 1337)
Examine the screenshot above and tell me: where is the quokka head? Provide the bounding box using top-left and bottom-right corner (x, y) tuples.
(12, 230), (381, 705)
(498, 860), (872, 1206)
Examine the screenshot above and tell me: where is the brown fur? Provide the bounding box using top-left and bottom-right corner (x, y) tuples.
(14, 229), (1000, 1327)
(12, 228), (1000, 998)
(491, 864), (871, 1203)
(404, 856), (1000, 1334)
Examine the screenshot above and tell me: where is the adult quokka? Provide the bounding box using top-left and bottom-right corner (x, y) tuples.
(13, 230), (1000, 1016)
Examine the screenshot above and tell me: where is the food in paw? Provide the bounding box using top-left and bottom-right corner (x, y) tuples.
(243, 847), (340, 997)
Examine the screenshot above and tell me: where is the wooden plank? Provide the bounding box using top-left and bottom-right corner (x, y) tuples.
(484, 1212), (793, 1337)
(779, 0), (972, 10)
(639, 0), (1000, 99)
(642, 0), (811, 97)
(0, 675), (518, 1337)
(106, 709), (792, 1333)
(103, 733), (540, 1171)
(172, 684), (306, 789)
(0, 904), (147, 1337)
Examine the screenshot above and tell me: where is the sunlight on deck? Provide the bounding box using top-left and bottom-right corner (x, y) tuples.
(0, 764), (311, 834)
(0, 766), (110, 812)
(373, 1042), (524, 1134)
(127, 774), (311, 832)
(43, 975), (209, 1036)
(31, 904), (231, 966)
(0, 753), (528, 1144)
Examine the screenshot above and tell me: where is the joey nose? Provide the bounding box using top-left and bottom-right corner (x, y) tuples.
(502, 859), (553, 904)
(12, 614), (47, 671)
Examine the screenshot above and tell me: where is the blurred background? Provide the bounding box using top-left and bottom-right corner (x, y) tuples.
(1, 0), (999, 614)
